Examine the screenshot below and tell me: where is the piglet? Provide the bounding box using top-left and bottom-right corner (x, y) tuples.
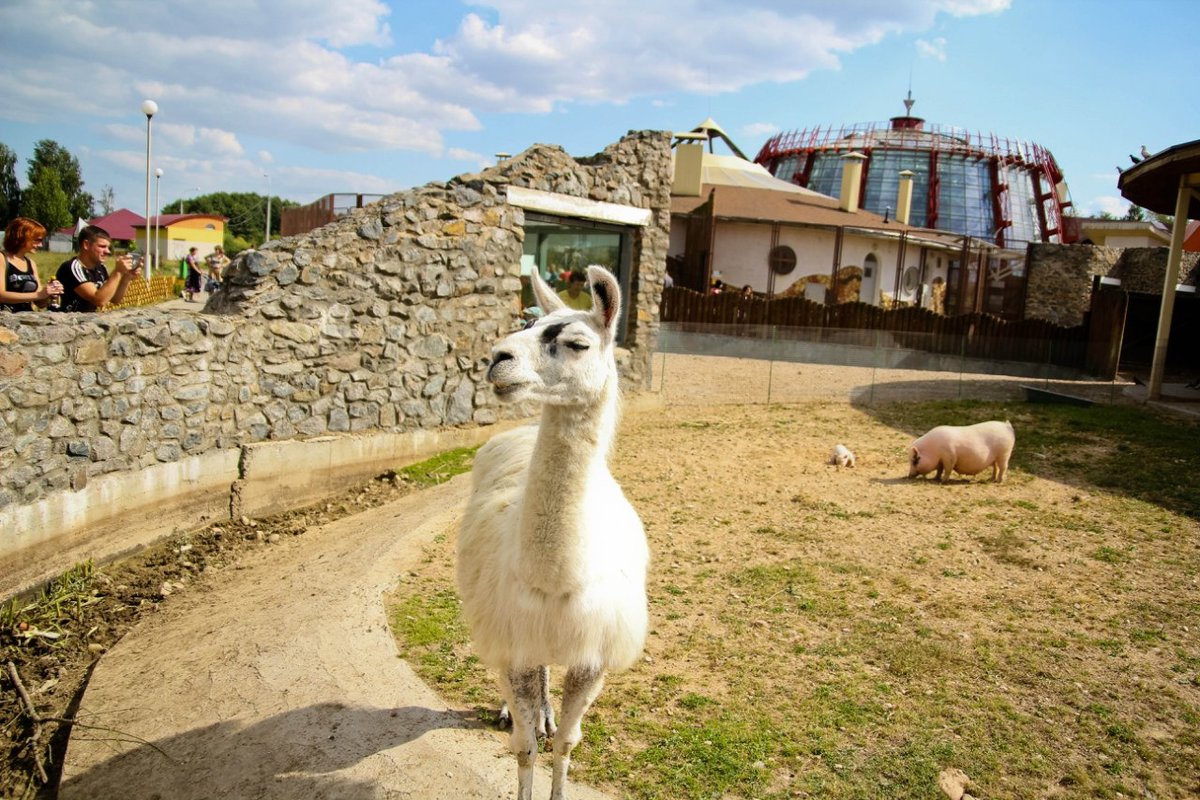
(829, 444), (856, 468)
(908, 420), (1014, 483)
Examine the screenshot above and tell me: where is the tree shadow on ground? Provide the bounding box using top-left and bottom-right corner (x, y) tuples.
(849, 381), (1200, 522)
(59, 702), (478, 800)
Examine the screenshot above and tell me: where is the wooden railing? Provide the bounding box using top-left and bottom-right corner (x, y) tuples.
(661, 287), (1095, 371)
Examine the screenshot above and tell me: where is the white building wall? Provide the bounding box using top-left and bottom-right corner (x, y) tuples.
(1104, 234), (1162, 248)
(691, 217), (954, 307)
(709, 222), (769, 290)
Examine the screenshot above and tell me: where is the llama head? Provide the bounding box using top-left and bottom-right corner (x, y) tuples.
(487, 265), (622, 406)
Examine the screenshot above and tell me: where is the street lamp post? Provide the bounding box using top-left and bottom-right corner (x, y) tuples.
(264, 173), (272, 244)
(154, 168), (163, 272)
(141, 99), (157, 283)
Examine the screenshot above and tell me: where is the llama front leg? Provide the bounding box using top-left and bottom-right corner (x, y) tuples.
(507, 667), (546, 800)
(550, 665), (605, 800)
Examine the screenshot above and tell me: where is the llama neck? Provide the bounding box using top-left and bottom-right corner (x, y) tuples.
(519, 379), (619, 588)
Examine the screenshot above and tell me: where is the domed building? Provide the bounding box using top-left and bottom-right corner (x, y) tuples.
(754, 93), (1075, 249)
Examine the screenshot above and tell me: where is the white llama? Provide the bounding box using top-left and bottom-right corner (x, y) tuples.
(457, 265), (649, 800)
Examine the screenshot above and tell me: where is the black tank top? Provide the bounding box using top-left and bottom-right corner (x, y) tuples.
(2, 256), (39, 312)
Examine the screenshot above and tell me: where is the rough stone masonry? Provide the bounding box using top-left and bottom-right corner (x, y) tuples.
(0, 130), (673, 578)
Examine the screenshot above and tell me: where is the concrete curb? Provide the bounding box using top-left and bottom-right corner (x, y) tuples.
(0, 422), (522, 600)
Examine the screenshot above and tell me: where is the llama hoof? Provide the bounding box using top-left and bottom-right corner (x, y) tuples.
(497, 703), (512, 729)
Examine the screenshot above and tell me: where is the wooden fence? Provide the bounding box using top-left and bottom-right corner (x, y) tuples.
(112, 275), (181, 309)
(660, 287), (1103, 373)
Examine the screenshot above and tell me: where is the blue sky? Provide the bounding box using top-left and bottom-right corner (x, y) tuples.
(0, 0), (1194, 220)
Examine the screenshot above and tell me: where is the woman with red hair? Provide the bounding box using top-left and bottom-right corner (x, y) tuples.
(1, 217), (62, 311)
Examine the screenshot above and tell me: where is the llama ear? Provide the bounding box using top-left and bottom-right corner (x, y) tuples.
(586, 265), (621, 335)
(531, 268), (565, 313)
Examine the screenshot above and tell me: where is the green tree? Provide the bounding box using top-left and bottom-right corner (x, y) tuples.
(20, 165), (72, 233)
(1123, 205), (1146, 222)
(97, 184), (116, 216)
(27, 140), (93, 222)
(0, 142), (20, 227)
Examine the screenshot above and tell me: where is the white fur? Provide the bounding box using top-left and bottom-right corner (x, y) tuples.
(457, 265), (648, 800)
(829, 444), (856, 468)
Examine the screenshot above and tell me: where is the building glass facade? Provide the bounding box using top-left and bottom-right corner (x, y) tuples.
(753, 107), (1072, 247)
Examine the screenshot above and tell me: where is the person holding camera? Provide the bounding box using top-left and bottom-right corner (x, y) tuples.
(54, 225), (140, 312)
(2, 217), (63, 312)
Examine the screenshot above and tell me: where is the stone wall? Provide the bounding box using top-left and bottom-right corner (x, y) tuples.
(0, 130), (673, 595)
(1025, 243), (1199, 326)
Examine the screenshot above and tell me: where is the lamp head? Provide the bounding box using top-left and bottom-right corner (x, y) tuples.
(141, 99), (158, 117)
(155, 168), (163, 178)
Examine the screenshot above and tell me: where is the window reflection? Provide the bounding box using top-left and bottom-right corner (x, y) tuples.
(520, 213), (632, 341)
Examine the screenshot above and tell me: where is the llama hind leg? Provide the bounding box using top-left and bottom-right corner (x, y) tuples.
(507, 667), (547, 800)
(498, 665), (556, 737)
(550, 665), (605, 800)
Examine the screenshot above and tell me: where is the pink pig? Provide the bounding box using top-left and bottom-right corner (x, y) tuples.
(908, 420), (1015, 483)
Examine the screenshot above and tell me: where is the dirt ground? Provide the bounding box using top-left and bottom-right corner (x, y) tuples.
(2, 355), (1195, 798)
(393, 357), (1200, 798)
(0, 474), (425, 798)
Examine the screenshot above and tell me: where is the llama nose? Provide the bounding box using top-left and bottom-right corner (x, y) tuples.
(487, 350), (513, 381)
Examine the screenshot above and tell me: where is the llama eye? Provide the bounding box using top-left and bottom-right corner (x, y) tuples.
(565, 341), (590, 352)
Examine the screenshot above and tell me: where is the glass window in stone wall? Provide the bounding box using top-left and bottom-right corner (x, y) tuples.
(521, 213), (633, 341)
(862, 149), (930, 227)
(936, 155), (994, 239)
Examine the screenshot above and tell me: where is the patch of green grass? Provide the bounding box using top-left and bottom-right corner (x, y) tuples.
(1091, 545), (1131, 564)
(976, 529), (1041, 570)
(389, 587), (490, 702)
(620, 712), (775, 799)
(1, 561), (101, 647)
(394, 445), (479, 488)
(875, 400), (1200, 520)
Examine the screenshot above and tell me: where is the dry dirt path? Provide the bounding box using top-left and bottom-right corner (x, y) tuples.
(58, 475), (611, 800)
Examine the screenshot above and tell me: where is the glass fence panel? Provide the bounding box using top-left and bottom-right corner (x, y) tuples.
(652, 323), (1125, 407)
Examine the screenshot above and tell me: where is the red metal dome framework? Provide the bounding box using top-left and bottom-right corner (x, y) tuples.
(754, 96), (1075, 248)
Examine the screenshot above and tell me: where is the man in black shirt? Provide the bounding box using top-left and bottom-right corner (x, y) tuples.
(55, 225), (140, 312)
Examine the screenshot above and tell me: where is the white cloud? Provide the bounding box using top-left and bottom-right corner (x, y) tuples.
(433, 1), (1013, 110)
(1087, 196), (1131, 217)
(935, 0), (1010, 14)
(742, 122), (781, 139)
(0, 0), (1015, 206)
(0, 0), (1013, 150)
(916, 37), (948, 61)
(447, 147), (494, 170)
(273, 164), (396, 200)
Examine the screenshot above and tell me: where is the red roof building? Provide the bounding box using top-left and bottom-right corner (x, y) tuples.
(82, 209), (145, 241)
